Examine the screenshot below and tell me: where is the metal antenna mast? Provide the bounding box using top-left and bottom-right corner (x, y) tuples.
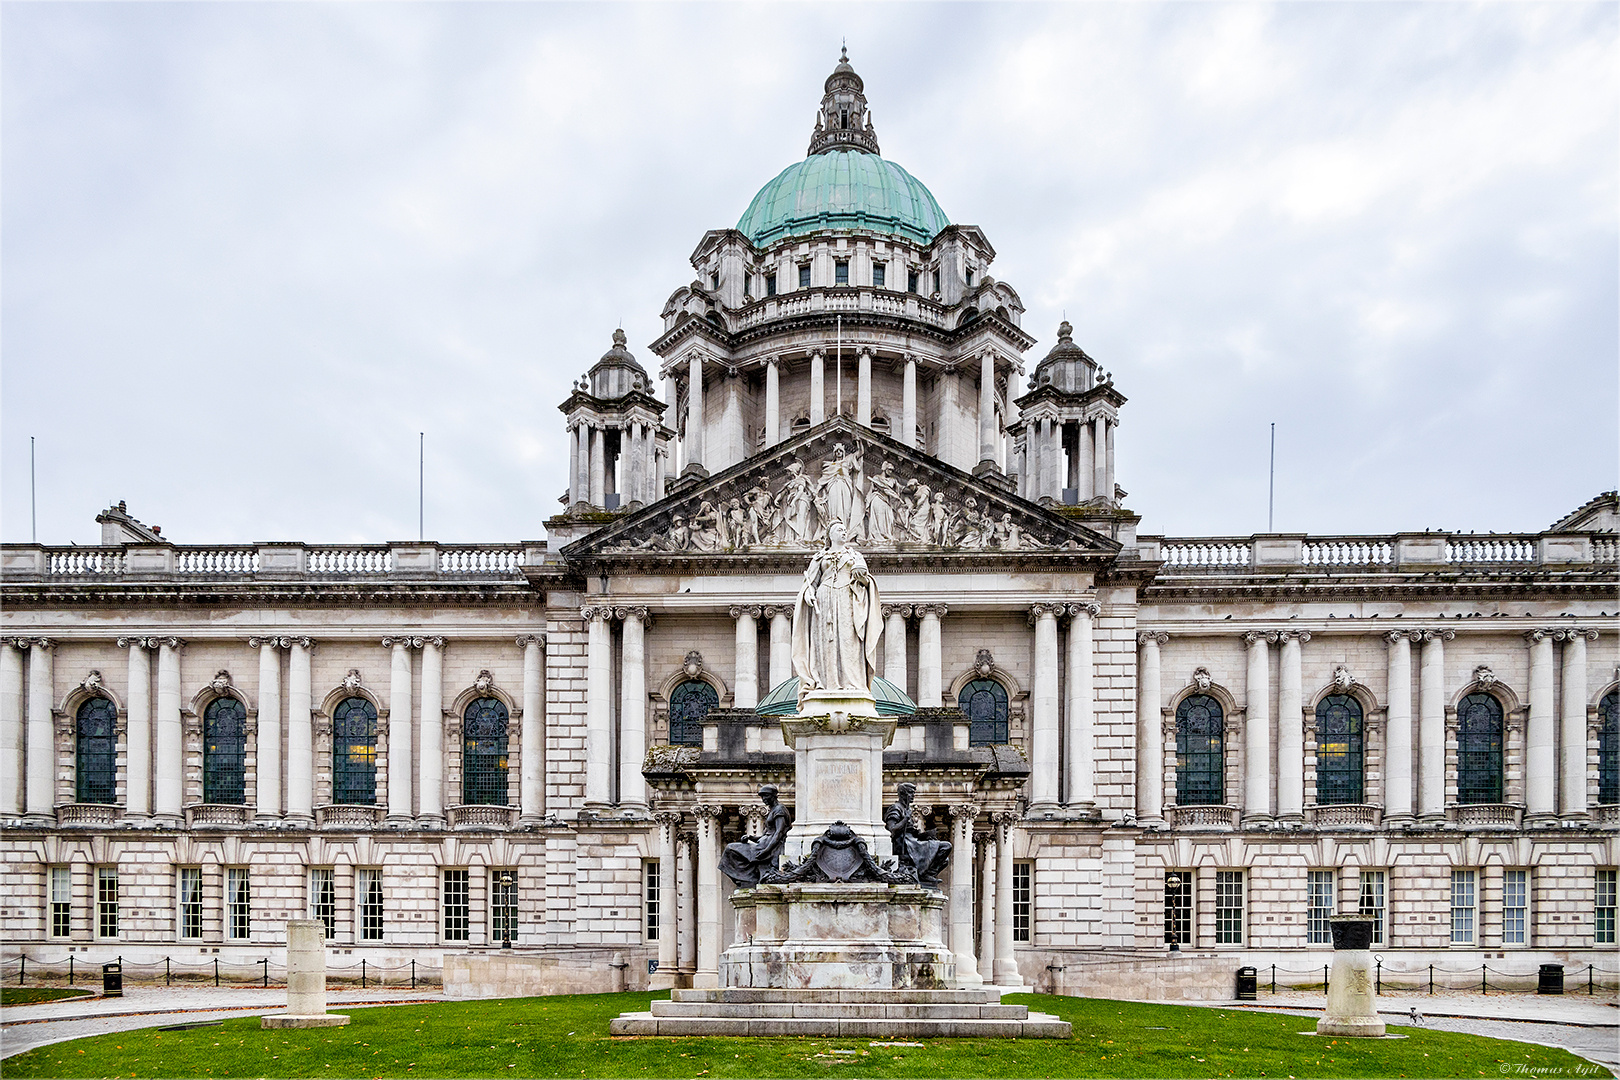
(1268, 423), (1276, 532)
(419, 432), (425, 540)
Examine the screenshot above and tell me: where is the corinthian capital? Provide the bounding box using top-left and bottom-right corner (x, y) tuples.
(949, 802), (981, 821)
(692, 803), (724, 821)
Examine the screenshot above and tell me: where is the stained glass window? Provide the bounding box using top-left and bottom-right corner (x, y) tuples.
(462, 697), (510, 806)
(959, 679), (1009, 746)
(332, 697), (378, 806)
(75, 697), (117, 804)
(1176, 694), (1224, 806)
(669, 680), (717, 748)
(1456, 693), (1504, 805)
(1314, 694), (1364, 805)
(1599, 692), (1618, 805)
(203, 697), (247, 805)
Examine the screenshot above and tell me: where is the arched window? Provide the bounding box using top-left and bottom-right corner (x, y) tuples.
(203, 697), (248, 805)
(669, 680), (717, 748)
(332, 697), (378, 806)
(958, 679), (1009, 746)
(462, 698), (510, 806)
(1456, 693), (1504, 805)
(75, 697), (118, 805)
(1599, 691), (1619, 806)
(1175, 694), (1224, 806)
(1314, 694), (1365, 805)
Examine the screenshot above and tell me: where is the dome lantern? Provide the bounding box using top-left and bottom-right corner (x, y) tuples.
(808, 46), (881, 157)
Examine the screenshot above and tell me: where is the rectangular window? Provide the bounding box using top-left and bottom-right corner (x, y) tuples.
(1451, 869), (1476, 945)
(50, 867), (71, 938)
(965, 268), (975, 287)
(834, 260), (849, 285)
(96, 868), (119, 939)
(1503, 869), (1527, 945)
(179, 867), (203, 940)
(1215, 871), (1245, 945)
(1307, 870), (1335, 945)
(310, 868), (335, 940)
(907, 269), (919, 293)
(443, 869), (469, 942)
(1164, 871), (1192, 945)
(227, 868), (250, 941)
(491, 869), (517, 945)
(1012, 861), (1032, 943)
(709, 272), (719, 290)
(872, 262), (886, 288)
(932, 270), (940, 294)
(1596, 869), (1617, 945)
(1358, 870), (1386, 946)
(359, 868), (383, 942)
(765, 272), (777, 297)
(798, 264), (811, 289)
(645, 860), (661, 942)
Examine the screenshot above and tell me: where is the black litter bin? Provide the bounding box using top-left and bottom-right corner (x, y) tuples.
(1538, 964), (1564, 995)
(1236, 966), (1258, 1000)
(102, 962), (122, 998)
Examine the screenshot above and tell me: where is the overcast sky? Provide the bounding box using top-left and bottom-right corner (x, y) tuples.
(3, 2), (1615, 547)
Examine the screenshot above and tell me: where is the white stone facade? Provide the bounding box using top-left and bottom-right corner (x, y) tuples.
(2, 56), (1615, 999)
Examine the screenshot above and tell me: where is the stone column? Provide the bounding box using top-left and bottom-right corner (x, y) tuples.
(1092, 417), (1108, 505)
(917, 605), (946, 708)
(1384, 631), (1414, 821)
(1078, 422), (1094, 501)
(1242, 631), (1271, 821)
(154, 637), (183, 823)
(1277, 630), (1308, 821)
(23, 640), (56, 820)
(693, 803), (723, 989)
(857, 347), (873, 427)
(384, 637), (415, 823)
(678, 830), (698, 977)
(1065, 603), (1098, 807)
(586, 426), (605, 508)
(767, 608), (792, 691)
(978, 836), (996, 983)
(584, 607), (613, 811)
(1524, 629), (1557, 819)
(0, 640), (26, 817)
(978, 352), (997, 466)
(764, 357), (781, 447)
(1136, 632), (1167, 823)
(1560, 629), (1595, 816)
(993, 812), (1022, 986)
(518, 635), (546, 823)
(567, 423), (581, 506)
(117, 637), (154, 819)
(418, 637), (445, 825)
(251, 637), (281, 820)
(1003, 370), (1020, 474)
(1028, 603), (1061, 814)
(287, 638), (314, 822)
(686, 354), (705, 469)
(1031, 418), (1049, 500)
(651, 811), (681, 990)
(809, 350), (825, 425)
(1416, 629), (1452, 819)
(901, 355), (917, 448)
(1105, 421), (1116, 501)
(731, 606), (758, 709)
(949, 803), (982, 986)
(883, 606), (910, 697)
(618, 608), (649, 813)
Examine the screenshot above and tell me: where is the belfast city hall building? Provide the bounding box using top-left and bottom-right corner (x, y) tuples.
(2, 54), (1615, 998)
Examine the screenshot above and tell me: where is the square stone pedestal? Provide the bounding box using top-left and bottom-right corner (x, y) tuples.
(779, 699), (897, 862)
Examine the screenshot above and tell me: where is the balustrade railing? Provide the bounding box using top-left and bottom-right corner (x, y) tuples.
(1166, 804), (1238, 830)
(1591, 538), (1617, 563)
(1159, 540), (1252, 569)
(316, 804), (385, 829)
(1447, 803), (1523, 828)
(1445, 537), (1536, 564)
(1304, 804), (1381, 829)
(1302, 540), (1392, 567)
(56, 803), (120, 828)
(46, 549), (125, 576)
(186, 804), (251, 828)
(307, 547), (393, 574)
(447, 804), (517, 830)
(439, 546), (524, 574)
(175, 548), (259, 574)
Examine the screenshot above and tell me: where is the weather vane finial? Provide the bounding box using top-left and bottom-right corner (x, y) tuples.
(841, 39), (848, 61)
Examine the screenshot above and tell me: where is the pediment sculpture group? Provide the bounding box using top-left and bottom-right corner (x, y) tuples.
(621, 443), (1050, 553)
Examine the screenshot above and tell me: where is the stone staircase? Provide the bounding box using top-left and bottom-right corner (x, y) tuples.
(609, 987), (1072, 1038)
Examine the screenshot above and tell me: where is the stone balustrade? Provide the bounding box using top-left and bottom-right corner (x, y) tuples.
(186, 804), (251, 828)
(1165, 804), (1238, 831)
(56, 803), (120, 828)
(1304, 804), (1382, 830)
(732, 287), (951, 331)
(3, 541), (539, 582)
(448, 804), (518, 830)
(1447, 803), (1524, 829)
(316, 804), (385, 830)
(1142, 530), (1604, 571)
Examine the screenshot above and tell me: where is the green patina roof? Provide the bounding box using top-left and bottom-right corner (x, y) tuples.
(756, 676), (917, 717)
(737, 151), (949, 247)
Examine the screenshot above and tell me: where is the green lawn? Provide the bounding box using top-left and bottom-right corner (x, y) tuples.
(2, 991), (1594, 1079)
(1, 987), (96, 1006)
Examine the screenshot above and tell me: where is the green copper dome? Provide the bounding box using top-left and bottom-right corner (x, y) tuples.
(738, 151), (949, 247)
(756, 676), (917, 717)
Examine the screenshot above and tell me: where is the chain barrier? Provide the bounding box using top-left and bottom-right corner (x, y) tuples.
(0, 953), (443, 989)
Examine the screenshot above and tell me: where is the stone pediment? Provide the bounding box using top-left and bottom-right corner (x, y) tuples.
(562, 418), (1119, 561)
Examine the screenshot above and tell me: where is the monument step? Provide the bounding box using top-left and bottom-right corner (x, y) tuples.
(609, 1012), (1073, 1039)
(649, 1000), (1029, 1021)
(670, 988), (999, 1005)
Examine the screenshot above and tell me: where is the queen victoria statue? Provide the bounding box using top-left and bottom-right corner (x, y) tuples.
(791, 522), (884, 706)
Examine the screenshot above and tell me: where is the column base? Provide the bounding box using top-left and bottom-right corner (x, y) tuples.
(1241, 813), (1275, 828)
(416, 815), (445, 830)
(1525, 812), (1561, 827)
(692, 971), (719, 990)
(953, 954), (984, 987)
(1559, 810), (1592, 823)
(993, 959), (1024, 986)
(254, 813), (284, 825)
(152, 813), (183, 828)
(614, 803), (650, 819)
(1024, 802), (1062, 820)
(384, 814), (415, 828)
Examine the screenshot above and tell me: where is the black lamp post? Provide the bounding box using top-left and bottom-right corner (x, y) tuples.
(499, 871), (514, 950)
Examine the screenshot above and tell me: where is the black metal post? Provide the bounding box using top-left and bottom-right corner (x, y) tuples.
(1429, 964), (1434, 994)
(17, 957), (23, 985)
(262, 958), (268, 988)
(68, 956), (73, 986)
(213, 958), (219, 987)
(1482, 965), (1487, 993)
(1589, 964), (1594, 995)
(1375, 959), (1381, 994)
(411, 959), (416, 990)
(1324, 964), (1328, 990)
(165, 956), (171, 986)
(361, 959), (367, 989)
(1271, 964), (1276, 993)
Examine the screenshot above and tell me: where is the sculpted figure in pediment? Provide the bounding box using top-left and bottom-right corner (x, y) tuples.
(777, 460), (818, 544)
(743, 484), (777, 546)
(864, 461), (901, 543)
(903, 479), (932, 542)
(816, 444), (865, 542)
(691, 501), (722, 551)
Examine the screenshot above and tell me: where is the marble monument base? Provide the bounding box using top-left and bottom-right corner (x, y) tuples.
(1316, 915), (1386, 1037)
(720, 882), (951, 990)
(779, 694), (897, 862)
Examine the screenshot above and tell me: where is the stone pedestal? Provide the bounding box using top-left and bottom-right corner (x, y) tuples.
(779, 692), (896, 862)
(262, 920), (349, 1029)
(1316, 916), (1385, 1037)
(720, 883), (952, 990)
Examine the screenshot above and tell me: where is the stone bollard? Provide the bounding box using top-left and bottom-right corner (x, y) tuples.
(262, 920), (350, 1029)
(1316, 915), (1385, 1037)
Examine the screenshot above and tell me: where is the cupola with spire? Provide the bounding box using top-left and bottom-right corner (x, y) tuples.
(1011, 321), (1127, 509)
(808, 46), (881, 156)
(559, 329), (670, 514)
